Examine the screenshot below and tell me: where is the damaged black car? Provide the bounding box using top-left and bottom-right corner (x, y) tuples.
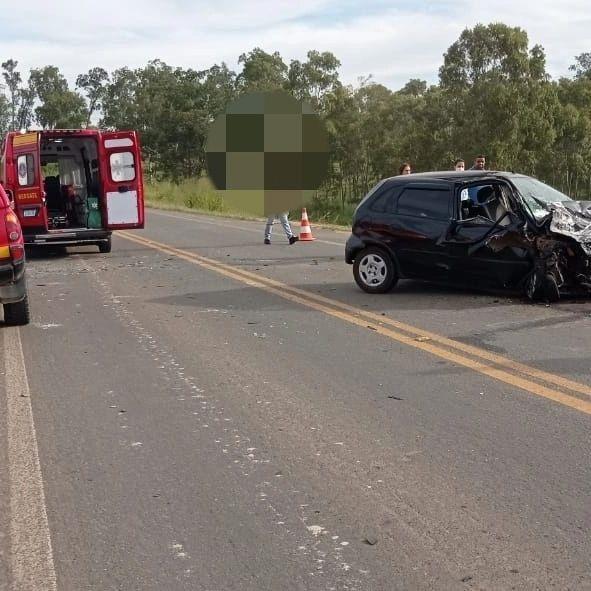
(345, 171), (591, 301)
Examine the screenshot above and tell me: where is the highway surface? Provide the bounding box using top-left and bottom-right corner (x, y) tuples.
(1, 209), (590, 590)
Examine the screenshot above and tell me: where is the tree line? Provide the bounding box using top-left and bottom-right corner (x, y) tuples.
(2, 22), (591, 205)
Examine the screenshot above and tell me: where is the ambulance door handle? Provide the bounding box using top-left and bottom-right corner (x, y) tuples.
(118, 185), (130, 193)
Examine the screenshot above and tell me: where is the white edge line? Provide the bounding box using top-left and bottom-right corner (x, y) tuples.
(4, 327), (58, 591)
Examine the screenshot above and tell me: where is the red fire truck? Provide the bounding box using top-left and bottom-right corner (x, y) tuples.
(0, 129), (145, 252)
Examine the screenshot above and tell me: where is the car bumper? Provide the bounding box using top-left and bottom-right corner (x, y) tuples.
(24, 229), (111, 246)
(345, 234), (365, 264)
(0, 262), (27, 303)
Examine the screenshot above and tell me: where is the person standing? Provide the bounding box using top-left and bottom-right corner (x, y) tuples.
(264, 212), (299, 245)
(454, 158), (465, 171)
(398, 162), (412, 175)
(467, 155), (487, 206)
(470, 155), (486, 170)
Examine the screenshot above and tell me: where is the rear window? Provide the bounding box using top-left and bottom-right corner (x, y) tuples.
(370, 186), (400, 213)
(355, 179), (387, 214)
(110, 151), (136, 182)
(17, 153), (36, 186)
(396, 187), (451, 220)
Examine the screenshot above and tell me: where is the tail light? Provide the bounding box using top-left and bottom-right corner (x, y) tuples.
(5, 211), (24, 262)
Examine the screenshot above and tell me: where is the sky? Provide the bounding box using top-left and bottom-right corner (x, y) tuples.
(0, 0), (589, 91)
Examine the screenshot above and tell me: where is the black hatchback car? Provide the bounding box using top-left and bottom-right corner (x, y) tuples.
(345, 171), (591, 301)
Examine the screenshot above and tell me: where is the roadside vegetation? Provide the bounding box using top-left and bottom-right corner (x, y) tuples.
(145, 178), (226, 214)
(3, 22), (591, 226)
(145, 178), (356, 226)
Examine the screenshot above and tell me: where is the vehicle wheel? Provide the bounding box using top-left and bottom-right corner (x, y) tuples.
(525, 271), (539, 301)
(527, 271), (560, 303)
(4, 293), (30, 326)
(353, 247), (398, 294)
(542, 273), (560, 303)
(98, 238), (112, 253)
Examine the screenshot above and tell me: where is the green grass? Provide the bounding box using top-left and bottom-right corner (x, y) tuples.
(307, 199), (356, 227)
(145, 177), (226, 212)
(145, 178), (353, 229)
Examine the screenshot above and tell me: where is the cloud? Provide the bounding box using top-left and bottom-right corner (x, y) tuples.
(0, 0), (589, 93)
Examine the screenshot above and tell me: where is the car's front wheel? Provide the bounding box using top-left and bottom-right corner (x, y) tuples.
(526, 271), (560, 303)
(353, 247), (398, 294)
(4, 293), (30, 326)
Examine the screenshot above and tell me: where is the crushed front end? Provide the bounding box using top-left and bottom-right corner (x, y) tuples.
(484, 206), (591, 301)
(545, 201), (591, 295)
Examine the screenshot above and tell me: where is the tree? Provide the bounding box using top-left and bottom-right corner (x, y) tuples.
(0, 27), (579, 202)
(398, 79), (427, 97)
(569, 52), (591, 80)
(2, 59), (21, 130)
(546, 103), (591, 195)
(236, 48), (287, 92)
(76, 67), (109, 127)
(100, 67), (140, 131)
(1, 59), (34, 131)
(287, 50), (341, 108)
(439, 23), (546, 89)
(436, 23), (554, 171)
(355, 83), (398, 182)
(101, 60), (234, 181)
(322, 84), (363, 205)
(0, 95), (9, 135)
(200, 62), (238, 120)
(29, 66), (86, 128)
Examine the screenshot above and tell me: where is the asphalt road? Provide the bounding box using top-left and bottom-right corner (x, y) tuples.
(1, 209), (590, 590)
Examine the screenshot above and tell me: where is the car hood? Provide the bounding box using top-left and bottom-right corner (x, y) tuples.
(548, 201), (591, 254)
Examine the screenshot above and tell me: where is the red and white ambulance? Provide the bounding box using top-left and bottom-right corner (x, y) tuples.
(0, 129), (145, 252)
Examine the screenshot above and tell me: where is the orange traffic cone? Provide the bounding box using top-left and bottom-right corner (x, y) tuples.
(299, 208), (315, 241)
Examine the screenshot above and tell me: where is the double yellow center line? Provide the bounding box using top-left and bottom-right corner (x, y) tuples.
(121, 231), (591, 415)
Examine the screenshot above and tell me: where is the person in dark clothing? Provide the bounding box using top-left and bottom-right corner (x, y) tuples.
(470, 155), (487, 170)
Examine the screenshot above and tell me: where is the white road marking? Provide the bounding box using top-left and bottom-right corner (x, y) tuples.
(148, 209), (346, 247)
(3, 327), (57, 591)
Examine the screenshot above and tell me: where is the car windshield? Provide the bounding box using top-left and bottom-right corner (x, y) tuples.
(511, 176), (573, 221)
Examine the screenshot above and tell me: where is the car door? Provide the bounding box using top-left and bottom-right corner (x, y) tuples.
(99, 131), (145, 229)
(387, 183), (454, 281)
(11, 132), (47, 231)
(445, 181), (531, 288)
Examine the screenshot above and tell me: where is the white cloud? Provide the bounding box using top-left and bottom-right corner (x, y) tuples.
(0, 0), (589, 92)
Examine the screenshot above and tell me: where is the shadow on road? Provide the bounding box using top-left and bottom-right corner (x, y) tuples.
(25, 246), (71, 260)
(146, 279), (522, 312)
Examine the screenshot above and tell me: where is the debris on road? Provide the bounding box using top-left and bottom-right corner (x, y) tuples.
(307, 525), (326, 537)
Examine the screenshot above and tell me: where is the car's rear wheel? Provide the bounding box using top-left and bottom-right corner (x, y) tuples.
(353, 247), (398, 294)
(4, 293), (30, 326)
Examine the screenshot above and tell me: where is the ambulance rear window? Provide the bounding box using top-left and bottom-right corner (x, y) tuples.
(110, 152), (135, 182)
(17, 154), (36, 186)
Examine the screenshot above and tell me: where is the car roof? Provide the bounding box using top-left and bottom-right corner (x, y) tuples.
(382, 170), (523, 184)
